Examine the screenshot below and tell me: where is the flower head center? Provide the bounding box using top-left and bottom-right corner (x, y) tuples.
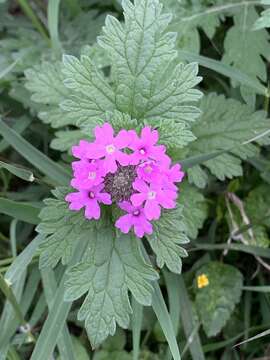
(106, 144), (116, 154)
(148, 191), (156, 200)
(89, 191), (95, 199)
(88, 171), (96, 180)
(133, 209), (140, 217)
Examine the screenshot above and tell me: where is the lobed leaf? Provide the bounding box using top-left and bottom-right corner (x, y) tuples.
(195, 262), (243, 337)
(64, 227), (158, 347)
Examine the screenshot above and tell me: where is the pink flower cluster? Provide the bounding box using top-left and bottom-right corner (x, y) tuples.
(65, 123), (184, 238)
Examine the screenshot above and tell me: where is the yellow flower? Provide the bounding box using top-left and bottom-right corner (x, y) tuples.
(197, 274), (209, 289)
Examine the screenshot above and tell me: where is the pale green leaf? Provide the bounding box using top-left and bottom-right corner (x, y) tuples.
(61, 54), (115, 130)
(36, 187), (95, 269)
(186, 93), (270, 184)
(223, 7), (270, 85)
(64, 227), (158, 347)
(195, 262), (243, 337)
(180, 183), (207, 239)
(98, 0), (202, 130)
(146, 204), (189, 274)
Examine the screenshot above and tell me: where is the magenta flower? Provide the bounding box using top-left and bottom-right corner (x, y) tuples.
(115, 201), (153, 238)
(72, 140), (92, 159)
(129, 126), (167, 165)
(131, 179), (178, 220)
(163, 163), (185, 190)
(65, 184), (111, 220)
(136, 160), (160, 183)
(66, 123), (184, 238)
(86, 123), (132, 174)
(71, 159), (105, 190)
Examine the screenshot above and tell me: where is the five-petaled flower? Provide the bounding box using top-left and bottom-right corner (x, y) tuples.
(65, 123), (185, 238)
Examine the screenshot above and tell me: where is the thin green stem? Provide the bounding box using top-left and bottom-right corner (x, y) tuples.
(0, 273), (36, 343)
(17, 0), (50, 44)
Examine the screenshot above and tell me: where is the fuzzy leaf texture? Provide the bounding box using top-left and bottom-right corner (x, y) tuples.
(186, 93), (270, 187)
(36, 187), (95, 269)
(223, 6), (270, 95)
(64, 227), (158, 347)
(98, 0), (202, 125)
(195, 262), (243, 337)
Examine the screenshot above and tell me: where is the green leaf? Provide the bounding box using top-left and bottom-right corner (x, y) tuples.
(36, 187), (95, 269)
(180, 183), (207, 239)
(195, 262), (243, 337)
(98, 0), (202, 130)
(93, 350), (131, 360)
(30, 242), (87, 360)
(178, 276), (205, 360)
(253, 7), (270, 30)
(177, 49), (267, 97)
(0, 118), (70, 186)
(223, 7), (270, 93)
(186, 93), (270, 184)
(25, 62), (72, 128)
(47, 0), (62, 56)
(131, 298), (143, 360)
(61, 54), (115, 130)
(0, 198), (40, 224)
(64, 227), (158, 347)
(50, 130), (87, 152)
(146, 203), (189, 274)
(0, 160), (34, 182)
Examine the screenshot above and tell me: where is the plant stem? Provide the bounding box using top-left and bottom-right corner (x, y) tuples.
(17, 0), (50, 44)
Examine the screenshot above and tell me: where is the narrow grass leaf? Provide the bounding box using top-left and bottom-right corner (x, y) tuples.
(243, 286), (270, 293)
(132, 297), (143, 360)
(192, 243), (270, 259)
(178, 276), (205, 360)
(0, 117), (31, 153)
(152, 282), (181, 360)
(0, 198), (40, 224)
(5, 235), (43, 285)
(41, 268), (76, 360)
(0, 118), (70, 185)
(178, 50), (267, 96)
(0, 161), (34, 182)
(48, 0), (62, 56)
(30, 240), (88, 360)
(233, 328), (270, 348)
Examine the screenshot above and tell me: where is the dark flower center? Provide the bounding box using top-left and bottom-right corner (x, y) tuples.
(104, 164), (137, 202)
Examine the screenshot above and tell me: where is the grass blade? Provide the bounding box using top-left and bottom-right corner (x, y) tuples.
(152, 282), (181, 360)
(178, 49), (267, 96)
(0, 117), (31, 153)
(41, 268), (76, 360)
(132, 297), (143, 360)
(0, 161), (34, 182)
(17, 0), (50, 43)
(30, 241), (88, 360)
(0, 273), (35, 343)
(0, 118), (70, 185)
(243, 286), (270, 292)
(5, 235), (43, 285)
(0, 198), (40, 224)
(233, 328), (270, 348)
(48, 0), (62, 56)
(178, 276), (205, 360)
(191, 242), (270, 259)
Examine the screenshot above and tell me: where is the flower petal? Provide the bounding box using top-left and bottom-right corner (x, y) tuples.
(144, 200), (161, 220)
(115, 214), (133, 233)
(131, 193), (146, 207)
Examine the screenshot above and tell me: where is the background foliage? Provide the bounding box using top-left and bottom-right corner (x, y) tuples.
(0, 0), (270, 359)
